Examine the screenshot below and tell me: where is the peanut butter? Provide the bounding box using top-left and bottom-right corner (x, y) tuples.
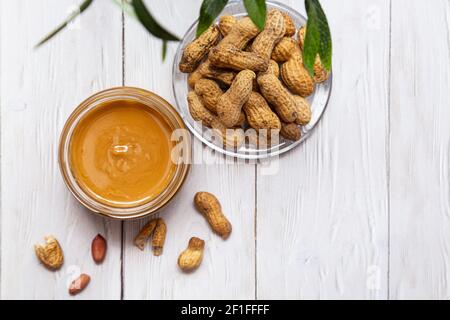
(69, 99), (175, 207)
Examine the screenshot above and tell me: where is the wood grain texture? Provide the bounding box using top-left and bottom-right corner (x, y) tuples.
(389, 0), (450, 299)
(121, 0), (255, 299)
(256, 0), (390, 299)
(0, 0), (123, 299)
(2, 0), (450, 300)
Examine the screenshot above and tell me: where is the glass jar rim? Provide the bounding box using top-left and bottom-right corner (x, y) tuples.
(58, 86), (191, 220)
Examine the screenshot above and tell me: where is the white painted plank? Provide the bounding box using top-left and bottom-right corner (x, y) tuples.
(257, 0), (390, 299)
(389, 0), (450, 299)
(0, 0), (123, 299)
(5, 0), (449, 301)
(122, 0), (255, 299)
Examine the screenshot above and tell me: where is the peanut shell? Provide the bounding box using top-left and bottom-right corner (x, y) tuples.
(280, 122), (302, 141)
(257, 73), (297, 123)
(35, 235), (64, 270)
(251, 9), (286, 62)
(178, 237), (205, 272)
(194, 192), (232, 239)
(297, 26), (330, 83)
(218, 15), (237, 36)
(179, 25), (220, 73)
(187, 91), (216, 127)
(188, 60), (236, 88)
(280, 51), (315, 97)
(219, 17), (259, 50)
(282, 12), (296, 37)
(133, 219), (158, 251)
(152, 218), (167, 257)
(292, 95), (312, 126)
(243, 92), (281, 131)
(209, 44), (268, 72)
(216, 70), (255, 127)
(194, 79), (224, 113)
(271, 37), (299, 62)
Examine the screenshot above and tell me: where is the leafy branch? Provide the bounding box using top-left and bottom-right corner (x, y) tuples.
(34, 0), (94, 48)
(35, 0), (179, 59)
(35, 0), (332, 72)
(197, 0), (229, 37)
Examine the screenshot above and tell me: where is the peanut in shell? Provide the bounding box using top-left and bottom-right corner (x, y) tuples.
(187, 91), (216, 127)
(243, 92), (281, 131)
(257, 73), (297, 123)
(251, 9), (286, 62)
(188, 59), (236, 88)
(218, 15), (237, 36)
(280, 51), (315, 97)
(179, 25), (221, 73)
(216, 70), (255, 127)
(209, 44), (268, 72)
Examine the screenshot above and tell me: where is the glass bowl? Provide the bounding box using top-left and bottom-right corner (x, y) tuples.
(59, 87), (191, 220)
(172, 0), (332, 159)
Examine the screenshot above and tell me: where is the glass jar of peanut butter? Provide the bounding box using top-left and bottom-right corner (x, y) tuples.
(59, 87), (191, 219)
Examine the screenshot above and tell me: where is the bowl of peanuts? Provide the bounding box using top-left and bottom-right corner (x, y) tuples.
(172, 0), (332, 159)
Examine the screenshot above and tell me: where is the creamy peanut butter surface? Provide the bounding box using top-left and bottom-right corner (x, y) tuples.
(69, 99), (175, 207)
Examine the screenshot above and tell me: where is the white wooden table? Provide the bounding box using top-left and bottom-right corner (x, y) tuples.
(1, 0), (449, 300)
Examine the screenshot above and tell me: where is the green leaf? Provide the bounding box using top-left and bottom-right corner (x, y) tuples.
(34, 0), (94, 48)
(162, 40), (168, 61)
(196, 0), (228, 37)
(243, 0), (266, 31)
(131, 0), (179, 41)
(303, 0), (332, 75)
